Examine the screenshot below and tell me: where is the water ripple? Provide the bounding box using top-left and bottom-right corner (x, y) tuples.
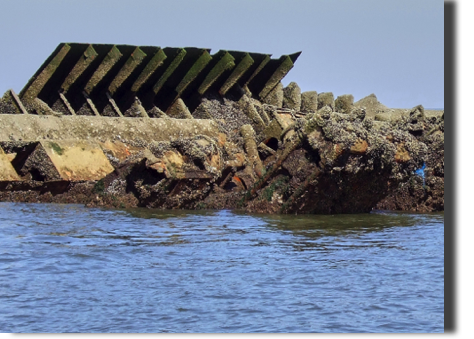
(0, 202), (444, 333)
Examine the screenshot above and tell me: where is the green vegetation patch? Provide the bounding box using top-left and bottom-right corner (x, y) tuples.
(49, 142), (64, 156)
(261, 175), (289, 202)
(93, 179), (105, 193)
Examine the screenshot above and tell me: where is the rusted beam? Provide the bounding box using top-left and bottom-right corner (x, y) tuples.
(84, 46), (122, 95)
(108, 47), (147, 95)
(131, 48), (167, 93)
(197, 51), (235, 95)
(219, 53), (254, 96)
(20, 43), (71, 102)
(61, 44), (98, 93)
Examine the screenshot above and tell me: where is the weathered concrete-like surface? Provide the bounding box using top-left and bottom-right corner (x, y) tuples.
(282, 82), (301, 111)
(3, 43), (301, 119)
(262, 82), (284, 107)
(0, 147), (20, 182)
(41, 140), (115, 181)
(300, 91), (318, 113)
(354, 93), (389, 117)
(0, 115), (218, 143)
(317, 92), (335, 111)
(335, 94), (354, 114)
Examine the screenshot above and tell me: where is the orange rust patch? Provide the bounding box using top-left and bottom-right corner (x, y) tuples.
(217, 133), (227, 147)
(99, 140), (142, 162)
(350, 139), (368, 155)
(231, 176), (246, 191)
(395, 143), (411, 163)
(209, 153), (222, 169)
(149, 161), (166, 173)
(334, 143), (344, 158)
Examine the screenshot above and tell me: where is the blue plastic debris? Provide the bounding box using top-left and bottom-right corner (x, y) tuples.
(414, 162), (426, 188)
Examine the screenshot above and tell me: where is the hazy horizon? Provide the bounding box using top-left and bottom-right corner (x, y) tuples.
(0, 0), (444, 109)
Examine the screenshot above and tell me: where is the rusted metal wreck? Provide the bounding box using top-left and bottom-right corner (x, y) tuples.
(0, 43), (444, 213)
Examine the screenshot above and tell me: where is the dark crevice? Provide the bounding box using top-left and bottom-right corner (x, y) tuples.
(409, 130), (424, 137)
(193, 158), (206, 171)
(2, 142), (39, 175)
(265, 137), (279, 151)
(30, 168), (46, 181)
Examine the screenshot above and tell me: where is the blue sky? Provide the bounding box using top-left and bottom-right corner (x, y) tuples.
(0, 0), (443, 108)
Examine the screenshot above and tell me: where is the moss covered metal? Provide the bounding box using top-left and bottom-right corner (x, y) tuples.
(4, 43), (300, 118)
(84, 46), (122, 95)
(152, 48), (186, 95)
(244, 55), (271, 88)
(259, 55), (294, 99)
(198, 51), (235, 95)
(175, 50), (212, 98)
(21, 44), (71, 102)
(61, 45), (98, 93)
(108, 47), (147, 94)
(131, 48), (167, 93)
(219, 53), (254, 96)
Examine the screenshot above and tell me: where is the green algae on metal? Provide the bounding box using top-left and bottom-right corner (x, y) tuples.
(61, 45), (98, 93)
(175, 50), (212, 97)
(152, 48), (186, 95)
(198, 51), (235, 95)
(131, 48), (167, 93)
(108, 47), (147, 94)
(219, 53), (254, 96)
(84, 46), (122, 95)
(244, 55), (271, 87)
(21, 44), (71, 102)
(259, 55), (294, 99)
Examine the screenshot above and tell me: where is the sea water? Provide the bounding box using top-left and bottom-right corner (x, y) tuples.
(0, 202), (444, 333)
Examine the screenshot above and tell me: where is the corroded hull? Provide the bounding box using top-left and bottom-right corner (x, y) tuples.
(0, 43), (443, 213)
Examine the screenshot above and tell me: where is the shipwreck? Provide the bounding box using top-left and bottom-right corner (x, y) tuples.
(0, 43), (444, 213)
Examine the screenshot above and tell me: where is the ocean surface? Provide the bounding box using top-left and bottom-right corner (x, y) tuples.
(0, 202), (444, 333)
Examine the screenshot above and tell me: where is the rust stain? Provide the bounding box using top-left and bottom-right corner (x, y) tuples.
(350, 139), (368, 155)
(217, 133), (227, 147)
(334, 143), (344, 158)
(395, 143), (411, 163)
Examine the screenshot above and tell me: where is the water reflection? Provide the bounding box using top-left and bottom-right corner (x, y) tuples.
(259, 210), (444, 236)
(125, 206), (443, 240)
(125, 208), (218, 220)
